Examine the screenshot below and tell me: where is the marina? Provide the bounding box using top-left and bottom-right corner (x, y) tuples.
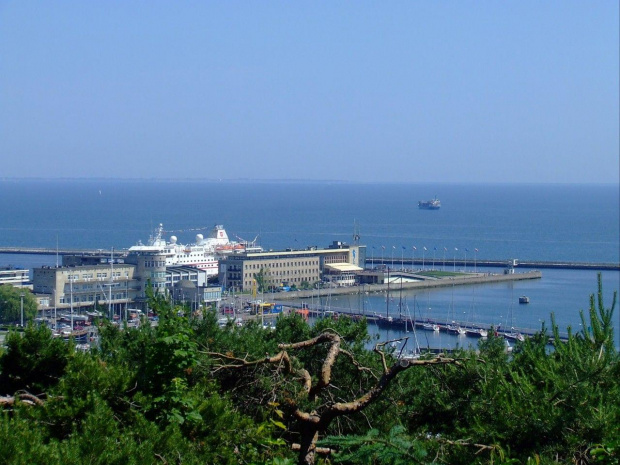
(0, 181), (617, 351)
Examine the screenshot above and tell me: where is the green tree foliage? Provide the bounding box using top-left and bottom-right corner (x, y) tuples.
(0, 275), (616, 465)
(0, 291), (293, 464)
(0, 324), (73, 394)
(321, 425), (429, 465)
(390, 273), (619, 464)
(0, 285), (37, 324)
(255, 267), (270, 292)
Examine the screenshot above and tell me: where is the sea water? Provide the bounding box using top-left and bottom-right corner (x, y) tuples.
(0, 180), (618, 348)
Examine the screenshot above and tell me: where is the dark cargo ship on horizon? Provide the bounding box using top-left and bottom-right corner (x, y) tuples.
(418, 197), (441, 210)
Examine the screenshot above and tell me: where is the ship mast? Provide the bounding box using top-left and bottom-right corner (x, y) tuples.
(353, 220), (360, 245)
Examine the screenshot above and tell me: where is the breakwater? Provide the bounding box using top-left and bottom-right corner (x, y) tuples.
(271, 270), (542, 300)
(368, 258), (619, 271)
(1, 247), (617, 271)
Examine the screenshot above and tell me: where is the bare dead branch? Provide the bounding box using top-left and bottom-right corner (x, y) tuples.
(291, 443), (333, 455)
(0, 392), (45, 407)
(374, 337), (409, 374)
(439, 438), (498, 454)
(293, 409), (320, 424)
(321, 356), (459, 427)
(209, 331), (462, 465)
(206, 350), (293, 375)
(339, 349), (378, 380)
(298, 368), (312, 393)
(309, 335), (341, 399)
(278, 331), (339, 351)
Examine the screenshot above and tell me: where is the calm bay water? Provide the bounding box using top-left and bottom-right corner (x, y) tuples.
(1, 180), (618, 348)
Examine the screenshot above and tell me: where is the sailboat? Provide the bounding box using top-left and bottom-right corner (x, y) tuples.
(401, 297), (421, 360)
(421, 291), (440, 332)
(504, 283), (525, 342)
(465, 284), (488, 338)
(445, 282), (466, 335)
(466, 326), (488, 338)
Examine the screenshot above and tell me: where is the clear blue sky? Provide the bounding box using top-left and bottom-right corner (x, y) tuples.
(1, 1), (618, 183)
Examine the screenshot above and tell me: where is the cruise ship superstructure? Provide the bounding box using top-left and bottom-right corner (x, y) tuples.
(128, 224), (260, 276)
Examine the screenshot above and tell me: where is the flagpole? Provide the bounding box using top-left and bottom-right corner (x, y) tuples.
(474, 248), (478, 273)
(454, 248), (458, 272)
(412, 246), (416, 271)
(464, 249), (468, 273)
(443, 247), (447, 272)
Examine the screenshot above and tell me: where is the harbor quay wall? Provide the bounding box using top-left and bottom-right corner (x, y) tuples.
(271, 270), (542, 301)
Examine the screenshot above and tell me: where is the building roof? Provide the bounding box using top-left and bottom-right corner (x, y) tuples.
(174, 279), (197, 289)
(244, 248), (349, 259)
(324, 263), (363, 272)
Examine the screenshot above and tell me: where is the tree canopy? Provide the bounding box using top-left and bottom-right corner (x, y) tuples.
(0, 285), (37, 325)
(0, 275), (616, 464)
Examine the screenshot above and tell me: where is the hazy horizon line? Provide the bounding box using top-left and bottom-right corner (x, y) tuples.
(1, 177), (618, 187)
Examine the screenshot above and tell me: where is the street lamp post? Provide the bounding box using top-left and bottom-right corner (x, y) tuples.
(454, 248), (458, 272)
(464, 248), (468, 273)
(474, 248), (478, 273)
(20, 293), (24, 327)
(53, 289), (57, 331)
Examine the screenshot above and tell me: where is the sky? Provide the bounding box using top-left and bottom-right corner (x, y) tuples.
(1, 1), (618, 184)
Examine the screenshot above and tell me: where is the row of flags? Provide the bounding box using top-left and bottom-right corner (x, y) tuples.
(374, 246), (479, 252)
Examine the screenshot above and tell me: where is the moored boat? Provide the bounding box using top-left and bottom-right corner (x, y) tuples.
(504, 329), (525, 342)
(446, 323), (466, 335)
(466, 327), (488, 338)
(422, 322), (440, 332)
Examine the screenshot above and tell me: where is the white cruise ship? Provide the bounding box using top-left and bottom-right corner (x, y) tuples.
(128, 224), (259, 276)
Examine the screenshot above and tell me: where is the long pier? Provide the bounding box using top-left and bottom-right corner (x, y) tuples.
(367, 258), (619, 271)
(271, 270), (542, 300)
(0, 247), (617, 271)
(0, 247), (117, 256)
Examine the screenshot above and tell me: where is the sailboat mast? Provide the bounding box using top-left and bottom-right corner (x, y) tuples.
(70, 274), (74, 330)
(109, 247), (114, 320)
(386, 267), (390, 318)
(399, 275), (403, 319)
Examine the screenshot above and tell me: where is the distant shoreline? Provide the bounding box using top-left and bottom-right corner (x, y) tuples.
(0, 178), (618, 187)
